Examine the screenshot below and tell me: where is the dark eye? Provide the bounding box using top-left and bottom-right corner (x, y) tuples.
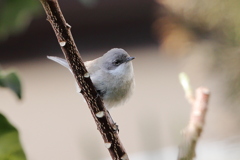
(113, 60), (121, 66)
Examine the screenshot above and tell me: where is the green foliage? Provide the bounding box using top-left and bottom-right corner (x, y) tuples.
(0, 70), (22, 99)
(0, 0), (42, 41)
(0, 0), (99, 40)
(0, 68), (26, 159)
(0, 114), (26, 160)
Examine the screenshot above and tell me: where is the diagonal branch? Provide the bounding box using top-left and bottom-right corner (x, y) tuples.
(39, 0), (129, 159)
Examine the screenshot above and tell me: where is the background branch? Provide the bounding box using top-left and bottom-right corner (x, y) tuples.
(39, 0), (129, 159)
(178, 87), (210, 160)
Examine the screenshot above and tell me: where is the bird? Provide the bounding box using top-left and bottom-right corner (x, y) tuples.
(47, 48), (135, 110)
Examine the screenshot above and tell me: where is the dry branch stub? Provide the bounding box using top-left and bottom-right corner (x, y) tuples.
(178, 87), (210, 160)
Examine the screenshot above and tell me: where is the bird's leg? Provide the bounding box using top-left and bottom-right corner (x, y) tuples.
(107, 110), (119, 133)
(94, 90), (101, 101)
(95, 90), (119, 132)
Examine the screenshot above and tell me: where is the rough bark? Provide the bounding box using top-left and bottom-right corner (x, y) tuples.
(39, 0), (129, 159)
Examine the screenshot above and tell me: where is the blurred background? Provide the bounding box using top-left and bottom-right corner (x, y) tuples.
(1, 0), (240, 159)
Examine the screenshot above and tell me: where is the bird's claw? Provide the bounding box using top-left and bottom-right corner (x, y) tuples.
(112, 123), (119, 133)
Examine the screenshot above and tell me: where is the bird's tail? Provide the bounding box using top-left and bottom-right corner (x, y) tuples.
(47, 56), (72, 73)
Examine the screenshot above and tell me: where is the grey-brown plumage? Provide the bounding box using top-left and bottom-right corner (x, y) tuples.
(47, 48), (135, 109)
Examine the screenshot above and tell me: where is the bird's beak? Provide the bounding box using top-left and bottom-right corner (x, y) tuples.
(125, 57), (135, 62)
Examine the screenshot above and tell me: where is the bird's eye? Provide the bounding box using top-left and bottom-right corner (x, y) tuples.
(113, 60), (121, 66)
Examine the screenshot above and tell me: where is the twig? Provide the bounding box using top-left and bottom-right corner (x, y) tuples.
(39, 0), (129, 159)
(179, 72), (194, 105)
(178, 87), (210, 160)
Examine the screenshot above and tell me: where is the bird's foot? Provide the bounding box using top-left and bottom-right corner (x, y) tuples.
(112, 123), (119, 133)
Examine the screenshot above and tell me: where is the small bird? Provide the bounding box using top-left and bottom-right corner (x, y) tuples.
(47, 48), (135, 110)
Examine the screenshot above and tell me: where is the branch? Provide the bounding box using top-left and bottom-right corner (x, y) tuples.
(178, 87), (210, 160)
(39, 0), (129, 159)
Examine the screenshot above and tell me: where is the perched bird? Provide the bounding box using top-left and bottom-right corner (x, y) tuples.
(47, 48), (135, 110)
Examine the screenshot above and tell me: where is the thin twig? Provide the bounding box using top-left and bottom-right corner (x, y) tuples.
(39, 0), (129, 159)
(178, 87), (210, 160)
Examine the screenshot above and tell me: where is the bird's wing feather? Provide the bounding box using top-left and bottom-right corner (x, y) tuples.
(47, 56), (101, 74)
(84, 59), (101, 73)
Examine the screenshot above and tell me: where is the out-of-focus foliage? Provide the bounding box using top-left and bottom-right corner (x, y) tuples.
(155, 0), (240, 105)
(158, 0), (240, 45)
(154, 0), (240, 52)
(0, 0), (99, 41)
(0, 67), (25, 159)
(0, 69), (22, 99)
(0, 0), (42, 41)
(0, 114), (26, 160)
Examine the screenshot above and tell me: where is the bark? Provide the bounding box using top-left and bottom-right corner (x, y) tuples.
(39, 0), (129, 159)
(178, 87), (210, 160)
